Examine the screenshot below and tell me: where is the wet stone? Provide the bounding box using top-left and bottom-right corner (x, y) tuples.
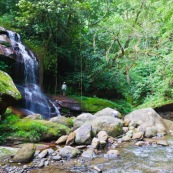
(156, 140), (169, 146)
(82, 148), (96, 158)
(52, 155), (62, 161)
(47, 148), (54, 155)
(97, 131), (108, 141)
(38, 149), (48, 159)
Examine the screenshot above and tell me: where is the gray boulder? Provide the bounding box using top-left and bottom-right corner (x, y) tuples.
(73, 113), (95, 128)
(94, 107), (121, 118)
(163, 119), (173, 135)
(75, 124), (93, 145)
(124, 108), (166, 137)
(59, 146), (79, 158)
(49, 116), (70, 127)
(90, 116), (123, 137)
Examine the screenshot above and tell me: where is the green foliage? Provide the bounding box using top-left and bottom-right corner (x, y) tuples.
(66, 118), (74, 128)
(0, 0), (173, 109)
(0, 61), (10, 71)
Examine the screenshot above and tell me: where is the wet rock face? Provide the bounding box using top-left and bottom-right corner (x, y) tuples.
(0, 27), (25, 82)
(0, 70), (21, 116)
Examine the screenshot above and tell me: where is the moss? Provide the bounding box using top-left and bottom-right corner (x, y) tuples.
(0, 147), (18, 158)
(66, 118), (74, 127)
(0, 110), (70, 144)
(0, 70), (21, 100)
(110, 124), (123, 137)
(136, 96), (173, 110)
(70, 96), (132, 115)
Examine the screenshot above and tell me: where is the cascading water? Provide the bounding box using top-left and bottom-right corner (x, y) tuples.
(7, 30), (60, 119)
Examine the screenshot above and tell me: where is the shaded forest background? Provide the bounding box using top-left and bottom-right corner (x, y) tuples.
(0, 0), (173, 111)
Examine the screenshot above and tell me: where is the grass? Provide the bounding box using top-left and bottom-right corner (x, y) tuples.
(137, 95), (173, 109)
(70, 95), (132, 115)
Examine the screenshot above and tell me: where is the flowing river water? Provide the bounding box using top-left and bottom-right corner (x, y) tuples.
(28, 136), (173, 173)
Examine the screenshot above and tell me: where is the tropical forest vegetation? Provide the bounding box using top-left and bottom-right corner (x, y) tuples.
(0, 0), (173, 112)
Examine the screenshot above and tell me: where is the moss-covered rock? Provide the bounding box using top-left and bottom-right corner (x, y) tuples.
(0, 146), (19, 158)
(0, 70), (21, 115)
(13, 143), (35, 163)
(49, 116), (73, 128)
(11, 119), (70, 142)
(0, 112), (71, 144)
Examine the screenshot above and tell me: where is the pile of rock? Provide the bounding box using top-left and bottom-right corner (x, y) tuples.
(122, 108), (167, 142)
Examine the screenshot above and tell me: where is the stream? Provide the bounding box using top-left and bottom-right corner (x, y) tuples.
(28, 136), (173, 173)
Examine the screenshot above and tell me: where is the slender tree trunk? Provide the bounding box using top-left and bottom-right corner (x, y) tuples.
(126, 66), (130, 84)
(54, 57), (58, 94)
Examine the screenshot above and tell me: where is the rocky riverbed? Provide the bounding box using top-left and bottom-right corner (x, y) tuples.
(1, 136), (173, 173)
(1, 107), (173, 173)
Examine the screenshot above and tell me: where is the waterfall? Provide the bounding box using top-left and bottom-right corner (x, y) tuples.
(7, 30), (60, 119)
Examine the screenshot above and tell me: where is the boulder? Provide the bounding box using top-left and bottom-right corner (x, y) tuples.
(59, 146), (79, 158)
(124, 108), (167, 137)
(0, 70), (21, 116)
(0, 147), (19, 158)
(49, 116), (71, 127)
(94, 107), (121, 118)
(75, 124), (93, 145)
(37, 120), (70, 141)
(73, 113), (95, 128)
(90, 116), (123, 137)
(163, 119), (173, 135)
(13, 144), (35, 163)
